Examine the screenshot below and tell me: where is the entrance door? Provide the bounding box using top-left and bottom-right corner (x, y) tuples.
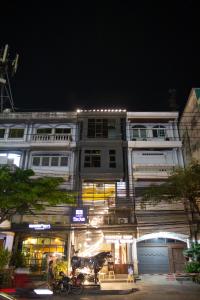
(137, 246), (169, 274)
(172, 248), (186, 272)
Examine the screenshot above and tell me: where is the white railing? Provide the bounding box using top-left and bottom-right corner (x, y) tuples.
(133, 164), (175, 172)
(31, 134), (72, 142)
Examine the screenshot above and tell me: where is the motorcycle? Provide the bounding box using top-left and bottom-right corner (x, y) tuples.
(51, 272), (84, 295)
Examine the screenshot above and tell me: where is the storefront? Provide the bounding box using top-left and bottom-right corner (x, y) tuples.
(73, 230), (135, 274)
(22, 236), (65, 272)
(12, 223), (69, 273)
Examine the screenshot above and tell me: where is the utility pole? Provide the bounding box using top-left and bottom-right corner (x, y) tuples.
(0, 44), (19, 112)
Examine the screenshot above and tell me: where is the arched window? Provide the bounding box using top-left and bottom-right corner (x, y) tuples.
(132, 125), (147, 140)
(152, 125), (166, 138)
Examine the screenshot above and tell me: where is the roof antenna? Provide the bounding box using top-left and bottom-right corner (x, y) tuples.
(0, 44), (19, 112)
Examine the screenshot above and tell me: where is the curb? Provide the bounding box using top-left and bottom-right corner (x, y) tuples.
(83, 288), (139, 295)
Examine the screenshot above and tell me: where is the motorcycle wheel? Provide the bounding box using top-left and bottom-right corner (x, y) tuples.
(59, 285), (70, 295)
(71, 284), (84, 295)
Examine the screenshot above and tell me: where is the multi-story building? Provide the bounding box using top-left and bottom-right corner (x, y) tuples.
(127, 112), (189, 274)
(0, 109), (190, 275)
(179, 88), (200, 165)
(0, 110), (77, 270)
(73, 109), (136, 274)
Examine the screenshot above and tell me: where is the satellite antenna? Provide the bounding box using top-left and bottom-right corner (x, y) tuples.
(0, 44), (19, 112)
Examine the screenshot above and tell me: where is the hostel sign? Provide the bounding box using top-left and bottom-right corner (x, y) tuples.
(71, 207), (88, 224)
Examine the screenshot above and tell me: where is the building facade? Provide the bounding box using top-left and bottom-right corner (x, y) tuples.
(0, 109), (190, 274)
(179, 88), (200, 165)
(127, 112), (189, 274)
(0, 111), (77, 271)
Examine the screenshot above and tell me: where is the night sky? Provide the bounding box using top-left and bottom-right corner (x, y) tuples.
(1, 1), (200, 112)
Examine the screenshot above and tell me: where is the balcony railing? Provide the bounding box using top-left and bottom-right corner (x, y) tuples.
(133, 164), (175, 178)
(31, 134), (72, 142)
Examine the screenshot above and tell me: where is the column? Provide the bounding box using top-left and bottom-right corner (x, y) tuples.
(132, 238), (138, 275)
(4, 232), (15, 251)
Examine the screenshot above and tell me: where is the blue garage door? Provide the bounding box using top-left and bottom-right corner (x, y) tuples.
(138, 246), (169, 274)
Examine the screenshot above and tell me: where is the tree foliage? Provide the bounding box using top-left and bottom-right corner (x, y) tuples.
(141, 162), (200, 211)
(0, 166), (76, 223)
(141, 162), (200, 240)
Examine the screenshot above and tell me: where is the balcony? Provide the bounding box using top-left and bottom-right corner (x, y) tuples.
(0, 134), (74, 148)
(133, 164), (175, 179)
(31, 134), (72, 144)
(128, 137), (182, 148)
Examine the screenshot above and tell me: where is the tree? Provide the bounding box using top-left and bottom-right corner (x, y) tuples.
(0, 166), (76, 224)
(141, 162), (200, 242)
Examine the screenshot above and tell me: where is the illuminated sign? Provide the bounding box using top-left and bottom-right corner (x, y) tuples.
(71, 207), (88, 224)
(104, 234), (133, 244)
(29, 224), (51, 230)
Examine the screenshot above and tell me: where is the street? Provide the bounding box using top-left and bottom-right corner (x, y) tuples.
(47, 275), (200, 300)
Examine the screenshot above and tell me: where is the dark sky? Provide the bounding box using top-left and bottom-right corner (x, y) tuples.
(1, 1), (200, 112)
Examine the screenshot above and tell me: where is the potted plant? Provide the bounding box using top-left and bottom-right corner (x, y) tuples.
(183, 243), (200, 283)
(0, 247), (11, 287)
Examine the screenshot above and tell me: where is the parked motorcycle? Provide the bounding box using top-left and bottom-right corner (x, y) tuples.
(51, 272), (84, 295)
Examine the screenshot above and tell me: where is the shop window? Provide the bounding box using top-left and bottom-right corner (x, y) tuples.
(84, 150), (101, 167)
(8, 128), (24, 138)
(37, 128), (52, 134)
(0, 128), (5, 138)
(22, 237), (65, 271)
(82, 182), (115, 206)
(55, 128), (71, 134)
(152, 125), (166, 138)
(109, 149), (116, 168)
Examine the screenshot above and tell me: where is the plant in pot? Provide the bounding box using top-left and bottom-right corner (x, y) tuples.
(183, 243), (200, 279)
(10, 250), (26, 269)
(0, 247), (11, 287)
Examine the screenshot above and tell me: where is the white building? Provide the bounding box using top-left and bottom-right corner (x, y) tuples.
(179, 88), (200, 165)
(0, 109), (190, 275)
(127, 112), (189, 274)
(0, 111), (77, 269)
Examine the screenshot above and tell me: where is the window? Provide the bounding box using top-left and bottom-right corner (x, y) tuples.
(82, 182), (115, 206)
(152, 125), (166, 138)
(132, 125), (147, 140)
(55, 128), (71, 134)
(32, 155), (68, 167)
(32, 157), (40, 166)
(87, 119), (108, 138)
(60, 156), (68, 166)
(41, 157), (50, 166)
(0, 128), (5, 138)
(8, 128), (24, 138)
(37, 128), (52, 134)
(84, 150), (101, 167)
(51, 157), (59, 166)
(109, 149), (116, 168)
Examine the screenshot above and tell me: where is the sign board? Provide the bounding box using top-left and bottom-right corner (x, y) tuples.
(71, 207), (88, 224)
(104, 234), (133, 244)
(117, 181), (126, 197)
(29, 224), (51, 230)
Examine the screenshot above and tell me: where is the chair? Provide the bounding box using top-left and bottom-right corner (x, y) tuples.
(99, 272), (106, 280)
(108, 271), (115, 279)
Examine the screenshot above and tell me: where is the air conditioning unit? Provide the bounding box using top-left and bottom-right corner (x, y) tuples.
(118, 218), (128, 224)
